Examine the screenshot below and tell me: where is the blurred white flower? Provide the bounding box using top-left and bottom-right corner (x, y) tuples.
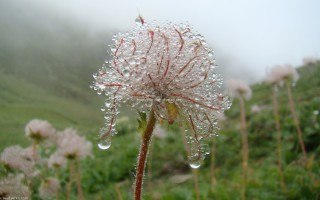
(25, 119), (55, 142)
(38, 177), (60, 199)
(153, 125), (166, 139)
(226, 79), (252, 100)
(0, 174), (30, 198)
(303, 57), (319, 65)
(48, 151), (67, 169)
(57, 128), (92, 160)
(215, 112), (227, 122)
(251, 104), (262, 114)
(0, 145), (35, 176)
(265, 64), (299, 86)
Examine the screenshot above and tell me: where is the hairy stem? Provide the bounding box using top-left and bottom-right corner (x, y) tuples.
(134, 108), (157, 200)
(239, 96), (249, 200)
(286, 82), (313, 179)
(147, 139), (154, 192)
(67, 161), (74, 200)
(272, 87), (286, 191)
(193, 169), (200, 200)
(75, 161), (84, 200)
(286, 82), (307, 160)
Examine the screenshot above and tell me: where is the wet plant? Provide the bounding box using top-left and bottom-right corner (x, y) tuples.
(91, 16), (230, 199)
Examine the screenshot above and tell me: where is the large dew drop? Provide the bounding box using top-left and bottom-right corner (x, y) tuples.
(189, 159), (201, 169)
(98, 136), (111, 150)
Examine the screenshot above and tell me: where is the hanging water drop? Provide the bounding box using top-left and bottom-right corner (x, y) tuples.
(135, 15), (144, 26)
(189, 159), (201, 169)
(98, 136), (111, 150)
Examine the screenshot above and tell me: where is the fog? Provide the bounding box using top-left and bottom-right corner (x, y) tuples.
(1, 0), (320, 82)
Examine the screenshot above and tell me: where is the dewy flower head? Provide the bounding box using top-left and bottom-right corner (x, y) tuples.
(92, 17), (230, 164)
(25, 119), (55, 142)
(265, 64), (299, 86)
(226, 79), (252, 100)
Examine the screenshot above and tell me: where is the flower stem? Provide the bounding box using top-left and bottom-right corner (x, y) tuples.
(286, 82), (307, 160)
(75, 160), (84, 200)
(134, 108), (156, 200)
(193, 169), (200, 200)
(239, 96), (248, 200)
(67, 161), (74, 200)
(272, 87), (287, 191)
(286, 82), (313, 179)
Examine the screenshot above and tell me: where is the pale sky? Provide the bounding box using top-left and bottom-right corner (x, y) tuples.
(11, 0), (320, 82)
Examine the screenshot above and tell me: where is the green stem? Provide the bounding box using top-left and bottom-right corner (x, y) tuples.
(134, 108), (157, 200)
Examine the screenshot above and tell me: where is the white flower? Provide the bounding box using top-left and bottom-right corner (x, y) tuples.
(48, 151), (67, 169)
(38, 177), (60, 199)
(226, 79), (252, 100)
(0, 145), (34, 176)
(265, 64), (299, 86)
(57, 128), (92, 160)
(153, 125), (166, 139)
(25, 119), (55, 142)
(92, 17), (230, 162)
(251, 104), (262, 114)
(0, 174), (30, 198)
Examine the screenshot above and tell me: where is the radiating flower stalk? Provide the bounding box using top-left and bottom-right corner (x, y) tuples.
(227, 79), (251, 200)
(92, 16), (230, 199)
(271, 86), (286, 191)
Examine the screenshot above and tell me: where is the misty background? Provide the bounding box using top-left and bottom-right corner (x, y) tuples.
(1, 0), (319, 83)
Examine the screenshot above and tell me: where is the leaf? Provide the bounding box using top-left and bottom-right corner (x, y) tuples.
(137, 111), (147, 135)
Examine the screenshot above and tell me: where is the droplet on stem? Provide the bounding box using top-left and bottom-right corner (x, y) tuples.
(98, 135), (111, 150)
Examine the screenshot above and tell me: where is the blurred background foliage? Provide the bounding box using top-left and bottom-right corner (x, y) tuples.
(0, 1), (319, 199)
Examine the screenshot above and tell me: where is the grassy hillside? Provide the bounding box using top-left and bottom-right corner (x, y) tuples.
(0, 2), (319, 198)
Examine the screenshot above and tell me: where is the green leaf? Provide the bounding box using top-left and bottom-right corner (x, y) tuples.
(137, 111), (147, 135)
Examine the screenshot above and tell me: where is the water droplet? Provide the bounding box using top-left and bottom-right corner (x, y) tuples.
(189, 160), (201, 169)
(135, 15), (144, 26)
(98, 136), (111, 150)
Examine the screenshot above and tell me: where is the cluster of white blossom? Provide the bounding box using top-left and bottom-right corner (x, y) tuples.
(226, 79), (252, 100)
(265, 64), (299, 86)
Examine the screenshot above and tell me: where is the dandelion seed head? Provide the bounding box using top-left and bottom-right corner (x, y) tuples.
(226, 79), (252, 100)
(25, 119), (55, 142)
(47, 151), (67, 169)
(57, 128), (92, 160)
(92, 17), (230, 165)
(38, 177), (60, 199)
(0, 174), (30, 198)
(0, 145), (35, 176)
(251, 104), (262, 114)
(265, 64), (299, 86)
